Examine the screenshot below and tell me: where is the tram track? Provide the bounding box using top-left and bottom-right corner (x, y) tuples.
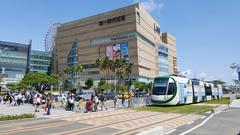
(51, 113), (183, 135)
(0, 109), (130, 128)
(0, 110), (137, 135)
(115, 114), (190, 135)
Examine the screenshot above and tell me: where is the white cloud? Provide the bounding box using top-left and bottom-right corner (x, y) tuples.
(200, 73), (207, 78)
(180, 69), (192, 78)
(134, 0), (164, 12)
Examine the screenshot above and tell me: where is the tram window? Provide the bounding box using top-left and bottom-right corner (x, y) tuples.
(205, 86), (212, 95)
(152, 86), (166, 95)
(167, 83), (175, 95)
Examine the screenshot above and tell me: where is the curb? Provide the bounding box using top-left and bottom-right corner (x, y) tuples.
(213, 104), (229, 114)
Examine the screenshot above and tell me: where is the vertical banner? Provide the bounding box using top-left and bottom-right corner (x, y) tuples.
(120, 43), (129, 62)
(113, 44), (121, 59)
(106, 46), (113, 60)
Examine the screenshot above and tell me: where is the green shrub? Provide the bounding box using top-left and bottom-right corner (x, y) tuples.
(0, 114), (35, 121)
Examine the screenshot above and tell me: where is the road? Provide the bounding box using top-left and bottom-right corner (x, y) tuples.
(170, 109), (240, 135)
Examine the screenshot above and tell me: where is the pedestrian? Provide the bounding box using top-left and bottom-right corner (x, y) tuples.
(68, 96), (75, 111)
(85, 99), (92, 113)
(77, 97), (84, 111)
(114, 95), (118, 108)
(0, 95), (3, 105)
(128, 91), (132, 107)
(146, 92), (151, 106)
(35, 94), (41, 112)
(100, 94), (107, 111)
(46, 93), (53, 115)
(93, 94), (99, 112)
(121, 94), (125, 107)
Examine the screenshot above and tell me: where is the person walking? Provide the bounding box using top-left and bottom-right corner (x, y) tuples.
(68, 96), (75, 111)
(85, 99), (92, 113)
(113, 95), (118, 108)
(46, 93), (53, 115)
(35, 94), (41, 112)
(128, 91), (132, 107)
(77, 97), (84, 111)
(0, 95), (3, 105)
(93, 94), (99, 112)
(121, 94), (125, 107)
(99, 94), (107, 111)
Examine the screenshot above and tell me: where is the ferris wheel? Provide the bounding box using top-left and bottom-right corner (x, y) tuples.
(44, 23), (61, 52)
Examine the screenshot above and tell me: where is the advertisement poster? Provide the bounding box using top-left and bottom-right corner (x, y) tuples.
(113, 44), (121, 59)
(106, 43), (129, 61)
(106, 46), (113, 59)
(120, 43), (129, 61)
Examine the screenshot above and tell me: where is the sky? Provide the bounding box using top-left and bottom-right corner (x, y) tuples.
(0, 0), (239, 84)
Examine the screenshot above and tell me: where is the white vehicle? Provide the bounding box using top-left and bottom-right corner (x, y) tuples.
(151, 76), (223, 105)
(76, 90), (95, 100)
(57, 93), (67, 102)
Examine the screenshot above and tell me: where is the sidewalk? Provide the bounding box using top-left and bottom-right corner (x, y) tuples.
(229, 99), (240, 108)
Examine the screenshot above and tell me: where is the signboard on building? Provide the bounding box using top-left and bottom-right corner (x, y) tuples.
(113, 44), (121, 59)
(106, 43), (129, 61)
(106, 46), (113, 60)
(120, 43), (129, 61)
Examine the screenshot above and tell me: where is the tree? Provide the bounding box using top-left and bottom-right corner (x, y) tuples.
(116, 85), (128, 93)
(63, 64), (83, 89)
(98, 80), (106, 87)
(20, 72), (59, 94)
(98, 83), (113, 93)
(96, 57), (133, 94)
(85, 78), (93, 89)
(6, 83), (21, 91)
(132, 80), (145, 91)
(63, 79), (73, 91)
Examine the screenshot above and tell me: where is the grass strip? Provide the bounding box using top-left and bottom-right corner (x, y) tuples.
(0, 114), (35, 121)
(204, 97), (230, 104)
(132, 105), (215, 114)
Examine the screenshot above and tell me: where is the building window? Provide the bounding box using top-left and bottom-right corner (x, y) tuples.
(67, 40), (78, 66)
(90, 32), (155, 47)
(136, 12), (140, 24)
(154, 23), (160, 34)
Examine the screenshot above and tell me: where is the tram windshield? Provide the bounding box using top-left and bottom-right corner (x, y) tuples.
(152, 78), (175, 95)
(152, 78), (168, 95)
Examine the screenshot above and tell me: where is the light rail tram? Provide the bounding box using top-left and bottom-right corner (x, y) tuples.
(151, 76), (223, 105)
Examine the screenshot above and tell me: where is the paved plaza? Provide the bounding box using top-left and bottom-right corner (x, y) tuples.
(0, 103), (201, 135)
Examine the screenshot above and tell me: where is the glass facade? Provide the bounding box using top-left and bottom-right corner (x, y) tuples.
(30, 50), (51, 73)
(158, 43), (169, 76)
(0, 41), (30, 84)
(67, 40), (78, 66)
(90, 32), (154, 47)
